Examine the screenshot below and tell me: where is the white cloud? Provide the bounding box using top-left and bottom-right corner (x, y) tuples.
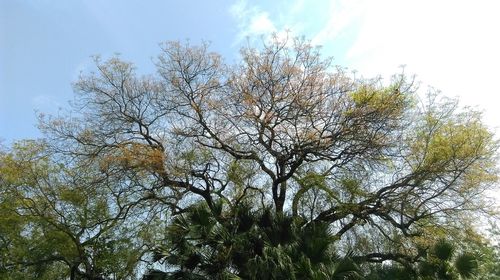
(229, 0), (305, 45)
(229, 0), (277, 43)
(228, 0), (246, 20)
(289, 0), (305, 16)
(248, 12), (276, 35)
(339, 1), (500, 130)
(311, 0), (364, 46)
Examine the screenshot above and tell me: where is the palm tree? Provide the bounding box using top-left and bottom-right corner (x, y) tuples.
(365, 239), (479, 280)
(143, 200), (361, 279)
(418, 239), (479, 280)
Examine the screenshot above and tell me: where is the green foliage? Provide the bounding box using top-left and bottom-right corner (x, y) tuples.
(455, 253), (479, 279)
(365, 238), (491, 280)
(150, 201), (361, 279)
(419, 240), (479, 280)
(0, 141), (148, 279)
(433, 239), (456, 261)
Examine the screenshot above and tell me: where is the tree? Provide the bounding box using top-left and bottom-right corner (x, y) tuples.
(0, 140), (159, 279)
(145, 201), (362, 279)
(1, 35), (498, 278)
(366, 239), (481, 280)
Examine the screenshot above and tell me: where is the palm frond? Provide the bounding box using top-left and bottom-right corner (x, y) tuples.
(433, 239), (455, 261)
(454, 253), (478, 279)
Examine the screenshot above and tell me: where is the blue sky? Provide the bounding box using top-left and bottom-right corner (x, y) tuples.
(2, 0), (500, 144)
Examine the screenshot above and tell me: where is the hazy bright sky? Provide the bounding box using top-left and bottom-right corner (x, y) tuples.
(1, 0), (500, 144)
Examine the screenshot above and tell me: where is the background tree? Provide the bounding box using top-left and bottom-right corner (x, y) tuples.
(0, 140), (163, 279)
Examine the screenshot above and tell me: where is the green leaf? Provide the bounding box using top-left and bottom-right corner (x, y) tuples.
(454, 253), (478, 279)
(433, 239), (455, 261)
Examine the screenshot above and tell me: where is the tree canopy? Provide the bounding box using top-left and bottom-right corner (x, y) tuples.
(1, 36), (499, 279)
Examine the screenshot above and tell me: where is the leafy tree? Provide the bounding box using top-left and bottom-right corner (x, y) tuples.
(478, 241), (500, 280)
(463, 221), (500, 280)
(1, 35), (498, 278)
(0, 141), (158, 279)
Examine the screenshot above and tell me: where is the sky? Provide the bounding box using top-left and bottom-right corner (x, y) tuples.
(1, 0), (500, 144)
